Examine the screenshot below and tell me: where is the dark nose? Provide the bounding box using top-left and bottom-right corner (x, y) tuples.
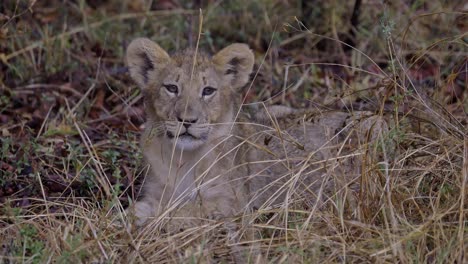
(177, 117), (198, 128)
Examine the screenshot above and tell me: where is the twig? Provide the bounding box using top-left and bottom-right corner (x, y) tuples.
(15, 83), (83, 97)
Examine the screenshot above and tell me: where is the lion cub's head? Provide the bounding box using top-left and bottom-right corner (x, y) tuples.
(126, 38), (254, 150)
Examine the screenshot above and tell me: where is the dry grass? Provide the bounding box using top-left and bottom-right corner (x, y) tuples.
(1, 0), (467, 263)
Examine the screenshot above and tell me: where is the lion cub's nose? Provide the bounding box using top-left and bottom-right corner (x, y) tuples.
(177, 116), (198, 128)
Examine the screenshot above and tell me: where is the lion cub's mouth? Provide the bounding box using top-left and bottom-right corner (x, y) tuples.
(165, 125), (209, 150)
(166, 131), (198, 140)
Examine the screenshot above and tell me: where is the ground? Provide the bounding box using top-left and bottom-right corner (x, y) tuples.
(0, 0), (467, 263)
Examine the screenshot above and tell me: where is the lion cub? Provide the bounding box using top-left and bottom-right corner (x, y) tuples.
(126, 38), (257, 226)
(126, 38), (384, 227)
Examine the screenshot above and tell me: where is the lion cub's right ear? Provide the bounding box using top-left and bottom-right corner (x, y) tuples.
(126, 38), (170, 89)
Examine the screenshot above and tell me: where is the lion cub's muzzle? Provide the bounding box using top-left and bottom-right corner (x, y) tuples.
(165, 121), (210, 150)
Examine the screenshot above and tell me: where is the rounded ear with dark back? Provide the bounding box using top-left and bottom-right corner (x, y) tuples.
(126, 38), (171, 90)
(212, 43), (254, 90)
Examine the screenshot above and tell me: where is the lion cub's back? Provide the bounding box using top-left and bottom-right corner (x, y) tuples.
(248, 110), (388, 209)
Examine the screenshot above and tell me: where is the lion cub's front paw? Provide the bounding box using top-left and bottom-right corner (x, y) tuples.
(201, 203), (237, 221)
(164, 206), (203, 233)
(165, 218), (200, 233)
(127, 201), (155, 226)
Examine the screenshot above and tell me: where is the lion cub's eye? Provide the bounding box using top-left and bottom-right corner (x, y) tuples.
(163, 84), (179, 95)
(202, 86), (217, 97)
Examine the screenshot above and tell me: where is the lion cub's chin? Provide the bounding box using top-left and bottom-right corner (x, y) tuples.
(171, 135), (206, 151)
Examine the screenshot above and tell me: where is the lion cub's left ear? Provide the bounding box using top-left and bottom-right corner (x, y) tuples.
(212, 43), (254, 90)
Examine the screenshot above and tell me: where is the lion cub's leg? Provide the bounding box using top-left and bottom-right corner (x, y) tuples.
(198, 180), (246, 220)
(126, 198), (158, 226)
(132, 200), (156, 225)
(199, 195), (241, 220)
(127, 174), (163, 226)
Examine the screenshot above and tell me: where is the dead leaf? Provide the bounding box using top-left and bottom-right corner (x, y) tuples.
(0, 13), (10, 21)
(0, 28), (8, 40)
